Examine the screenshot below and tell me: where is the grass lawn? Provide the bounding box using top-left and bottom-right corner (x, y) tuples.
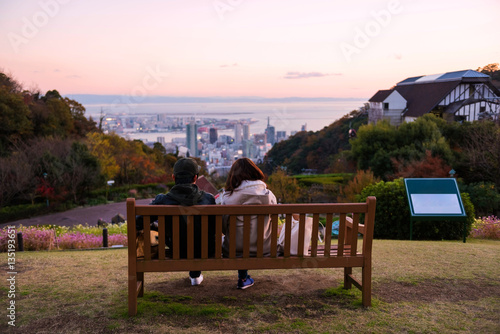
(1, 239), (499, 333)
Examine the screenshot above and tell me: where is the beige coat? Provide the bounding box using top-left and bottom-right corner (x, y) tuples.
(221, 180), (277, 257)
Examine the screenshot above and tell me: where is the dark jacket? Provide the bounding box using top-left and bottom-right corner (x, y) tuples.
(136, 184), (216, 258)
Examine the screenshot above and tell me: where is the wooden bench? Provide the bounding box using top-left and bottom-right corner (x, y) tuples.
(126, 196), (376, 316)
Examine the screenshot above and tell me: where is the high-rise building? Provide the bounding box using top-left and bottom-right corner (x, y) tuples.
(276, 131), (286, 142)
(265, 117), (275, 145)
(186, 121), (198, 157)
(234, 123), (242, 144)
(243, 124), (250, 141)
(157, 136), (165, 145)
(242, 140), (253, 158)
(209, 128), (218, 144)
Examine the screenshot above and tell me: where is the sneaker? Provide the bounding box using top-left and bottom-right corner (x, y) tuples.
(237, 276), (254, 289)
(190, 274), (203, 286)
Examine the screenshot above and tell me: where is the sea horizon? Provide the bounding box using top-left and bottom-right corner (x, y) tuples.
(79, 98), (368, 143)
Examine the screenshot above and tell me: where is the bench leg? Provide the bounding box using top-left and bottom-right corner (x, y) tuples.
(343, 267), (352, 290)
(128, 274), (137, 316)
(362, 264), (372, 307)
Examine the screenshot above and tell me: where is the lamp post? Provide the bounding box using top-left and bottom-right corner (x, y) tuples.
(106, 180), (115, 201)
(43, 172), (49, 207)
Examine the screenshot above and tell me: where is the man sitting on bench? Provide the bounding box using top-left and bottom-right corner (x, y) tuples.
(136, 158), (216, 285)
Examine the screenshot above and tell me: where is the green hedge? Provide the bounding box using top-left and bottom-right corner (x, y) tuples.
(0, 203), (48, 224)
(294, 173), (351, 187)
(459, 182), (500, 217)
(358, 179), (475, 240)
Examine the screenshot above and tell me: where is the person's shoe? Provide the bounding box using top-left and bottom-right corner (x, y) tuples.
(190, 274), (203, 286)
(237, 276), (254, 289)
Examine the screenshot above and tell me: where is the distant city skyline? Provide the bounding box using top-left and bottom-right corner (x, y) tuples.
(1, 0), (499, 99)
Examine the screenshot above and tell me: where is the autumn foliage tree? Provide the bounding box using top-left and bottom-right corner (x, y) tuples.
(267, 168), (300, 203)
(337, 169), (380, 203)
(391, 150), (452, 179)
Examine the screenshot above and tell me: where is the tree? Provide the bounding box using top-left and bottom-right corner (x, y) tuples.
(63, 97), (97, 136)
(459, 120), (500, 187)
(338, 169), (379, 203)
(86, 132), (120, 181)
(267, 168), (300, 203)
(350, 114), (454, 179)
(63, 142), (101, 203)
(0, 86), (33, 155)
(391, 150), (452, 179)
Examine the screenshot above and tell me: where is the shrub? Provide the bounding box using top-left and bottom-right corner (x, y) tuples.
(459, 182), (500, 217)
(338, 169), (380, 203)
(358, 178), (475, 240)
(0, 223), (129, 252)
(470, 216), (500, 239)
(108, 233), (128, 246)
(57, 232), (102, 249)
(0, 203), (48, 224)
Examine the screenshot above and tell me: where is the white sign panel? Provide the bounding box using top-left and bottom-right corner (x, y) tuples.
(410, 194), (462, 214)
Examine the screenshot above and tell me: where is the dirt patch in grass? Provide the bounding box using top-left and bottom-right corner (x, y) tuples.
(374, 277), (500, 303)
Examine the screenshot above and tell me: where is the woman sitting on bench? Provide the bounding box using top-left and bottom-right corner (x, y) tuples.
(221, 158), (277, 289)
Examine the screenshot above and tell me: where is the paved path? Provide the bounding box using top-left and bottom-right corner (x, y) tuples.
(0, 199), (153, 228)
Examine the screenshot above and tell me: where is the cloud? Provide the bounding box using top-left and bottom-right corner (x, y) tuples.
(53, 69), (61, 72)
(283, 71), (341, 79)
(220, 63), (238, 68)
(394, 53), (402, 60)
(66, 74), (81, 79)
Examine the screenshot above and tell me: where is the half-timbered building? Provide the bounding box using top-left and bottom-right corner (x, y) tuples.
(368, 70), (500, 125)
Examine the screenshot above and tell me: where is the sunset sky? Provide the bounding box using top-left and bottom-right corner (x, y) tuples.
(1, 0), (499, 99)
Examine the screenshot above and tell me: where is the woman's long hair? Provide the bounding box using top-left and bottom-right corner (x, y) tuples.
(225, 158), (265, 194)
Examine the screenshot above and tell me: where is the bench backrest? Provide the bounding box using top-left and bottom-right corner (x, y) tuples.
(127, 197), (376, 264)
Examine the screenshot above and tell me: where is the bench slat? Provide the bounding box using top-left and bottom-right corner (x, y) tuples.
(310, 213), (319, 257)
(144, 216), (151, 260)
(134, 203), (370, 216)
(350, 213), (360, 256)
(270, 214), (278, 257)
(172, 216), (180, 260)
(215, 216), (222, 259)
(324, 213), (333, 257)
(229, 215), (236, 258)
(297, 214), (305, 257)
(337, 213), (346, 257)
(243, 215), (251, 258)
(284, 214), (292, 257)
(257, 214), (264, 258)
(201, 215), (208, 259)
(158, 216), (165, 260)
(187, 216), (194, 259)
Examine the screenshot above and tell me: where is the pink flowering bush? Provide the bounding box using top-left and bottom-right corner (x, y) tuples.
(0, 223), (128, 251)
(470, 216), (500, 240)
(108, 233), (128, 246)
(57, 232), (102, 249)
(0, 228), (15, 252)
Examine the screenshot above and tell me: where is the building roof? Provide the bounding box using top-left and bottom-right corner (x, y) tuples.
(368, 89), (393, 102)
(394, 81), (460, 117)
(397, 69), (489, 86)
